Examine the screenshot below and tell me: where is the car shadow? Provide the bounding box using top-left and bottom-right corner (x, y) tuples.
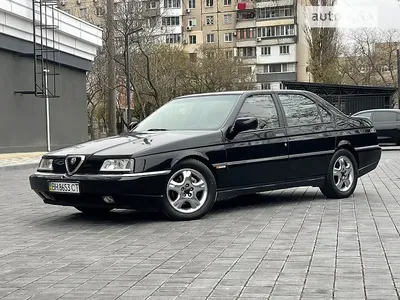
(212, 190), (319, 213)
(41, 189), (321, 227)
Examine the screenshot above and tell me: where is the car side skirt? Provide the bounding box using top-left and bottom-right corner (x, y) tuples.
(216, 177), (325, 201)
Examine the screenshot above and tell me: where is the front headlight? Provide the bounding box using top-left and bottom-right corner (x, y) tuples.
(100, 159), (134, 172)
(38, 158), (53, 171)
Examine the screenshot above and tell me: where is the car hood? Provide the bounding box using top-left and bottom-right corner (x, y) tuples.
(45, 130), (223, 158)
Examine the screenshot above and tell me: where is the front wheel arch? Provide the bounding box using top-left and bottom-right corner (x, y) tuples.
(171, 154), (217, 183)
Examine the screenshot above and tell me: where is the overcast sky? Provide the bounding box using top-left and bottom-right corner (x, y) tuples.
(335, 0), (400, 30)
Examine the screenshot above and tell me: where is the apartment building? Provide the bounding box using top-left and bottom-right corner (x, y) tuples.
(233, 0), (309, 89)
(181, 0), (237, 60)
(58, 0), (183, 45)
(58, 0), (106, 27)
(58, 0), (310, 90)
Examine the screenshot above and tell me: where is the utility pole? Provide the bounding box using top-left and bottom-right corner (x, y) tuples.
(44, 68), (51, 152)
(125, 27), (143, 128)
(125, 33), (131, 126)
(107, 0), (117, 136)
(397, 49), (400, 107)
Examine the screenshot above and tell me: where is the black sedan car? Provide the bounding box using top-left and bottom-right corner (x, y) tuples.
(352, 109), (400, 145)
(30, 90), (381, 221)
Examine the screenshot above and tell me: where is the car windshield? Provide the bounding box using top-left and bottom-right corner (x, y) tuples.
(133, 94), (240, 131)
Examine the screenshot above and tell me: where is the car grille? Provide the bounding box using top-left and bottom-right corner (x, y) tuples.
(51, 158), (103, 174)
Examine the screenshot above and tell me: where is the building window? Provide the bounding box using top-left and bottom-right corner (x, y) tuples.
(237, 28), (256, 39)
(206, 0), (213, 7)
(261, 83), (271, 89)
(257, 25), (295, 38)
(189, 35), (197, 44)
(162, 17), (180, 26)
(280, 45), (290, 54)
(206, 51), (216, 58)
(224, 14), (233, 24)
(261, 46), (271, 55)
(263, 63), (295, 73)
(164, 0), (181, 8)
(257, 6), (294, 19)
(224, 33), (233, 42)
(166, 34), (181, 44)
(225, 50), (233, 58)
(80, 8), (87, 18)
(189, 52), (197, 62)
(237, 12), (255, 20)
(96, 7), (105, 16)
(150, 1), (157, 8)
(188, 0), (195, 8)
(206, 33), (215, 43)
(238, 47), (256, 57)
(224, 0), (232, 5)
(279, 45), (289, 54)
(206, 16), (214, 25)
(188, 18), (196, 26)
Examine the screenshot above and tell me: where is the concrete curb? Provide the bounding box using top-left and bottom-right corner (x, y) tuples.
(0, 162), (39, 173)
(381, 147), (400, 151)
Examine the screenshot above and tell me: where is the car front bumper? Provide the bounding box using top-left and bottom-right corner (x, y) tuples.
(29, 170), (170, 210)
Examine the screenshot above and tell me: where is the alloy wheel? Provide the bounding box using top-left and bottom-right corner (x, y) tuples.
(333, 156), (354, 192)
(166, 168), (208, 214)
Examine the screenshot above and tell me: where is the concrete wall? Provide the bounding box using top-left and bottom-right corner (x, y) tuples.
(0, 49), (88, 153)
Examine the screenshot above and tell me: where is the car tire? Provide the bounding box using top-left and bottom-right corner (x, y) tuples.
(320, 149), (358, 199)
(162, 159), (217, 221)
(74, 207), (113, 215)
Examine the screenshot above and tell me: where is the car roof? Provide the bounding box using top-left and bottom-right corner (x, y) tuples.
(175, 89), (312, 99)
(353, 109), (400, 114)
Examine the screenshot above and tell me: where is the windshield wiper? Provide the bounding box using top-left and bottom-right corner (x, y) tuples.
(147, 128), (168, 131)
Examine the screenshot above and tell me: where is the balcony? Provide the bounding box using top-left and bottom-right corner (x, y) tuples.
(236, 20), (256, 29)
(256, 72), (296, 82)
(256, 0), (294, 9)
(236, 39), (257, 47)
(237, 0), (255, 10)
(238, 57), (257, 65)
(256, 37), (296, 46)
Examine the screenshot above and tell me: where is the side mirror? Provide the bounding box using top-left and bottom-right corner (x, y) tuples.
(228, 117), (258, 138)
(128, 121), (139, 130)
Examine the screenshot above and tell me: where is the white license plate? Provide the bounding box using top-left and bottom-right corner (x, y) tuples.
(49, 182), (80, 194)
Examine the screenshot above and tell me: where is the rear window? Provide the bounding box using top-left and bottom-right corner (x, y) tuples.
(355, 112), (372, 119)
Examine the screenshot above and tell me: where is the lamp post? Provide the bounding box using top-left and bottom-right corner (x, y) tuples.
(397, 48), (400, 107)
(125, 27), (143, 127)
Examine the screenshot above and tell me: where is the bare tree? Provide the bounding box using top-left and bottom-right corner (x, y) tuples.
(303, 0), (342, 83)
(86, 48), (108, 139)
(339, 28), (400, 88)
(184, 45), (255, 94)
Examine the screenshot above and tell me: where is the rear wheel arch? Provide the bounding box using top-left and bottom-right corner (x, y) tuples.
(336, 141), (359, 168)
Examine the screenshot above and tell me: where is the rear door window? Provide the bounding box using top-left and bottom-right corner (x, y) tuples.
(374, 111), (397, 122)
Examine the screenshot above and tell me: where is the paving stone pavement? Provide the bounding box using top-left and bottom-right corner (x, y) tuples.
(1, 152), (400, 300)
(0, 152), (44, 171)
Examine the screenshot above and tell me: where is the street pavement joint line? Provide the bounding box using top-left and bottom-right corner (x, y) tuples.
(268, 187), (316, 299)
(355, 184), (369, 300)
(151, 197), (279, 299)
(299, 192), (327, 300)
(363, 173), (400, 299)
